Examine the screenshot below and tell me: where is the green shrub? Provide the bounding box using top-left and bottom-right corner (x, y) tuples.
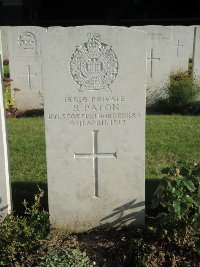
(126, 238), (151, 267)
(184, 100), (200, 115)
(151, 161), (200, 249)
(36, 249), (92, 267)
(3, 59), (10, 77)
(3, 60), (15, 111)
(3, 58), (9, 66)
(167, 71), (200, 113)
(0, 189), (50, 266)
(3, 77), (14, 111)
(15, 108), (44, 117)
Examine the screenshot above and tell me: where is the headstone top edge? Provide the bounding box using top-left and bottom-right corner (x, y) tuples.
(46, 25), (147, 32)
(7, 26), (47, 31)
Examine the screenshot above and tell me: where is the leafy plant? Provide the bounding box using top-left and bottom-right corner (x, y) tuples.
(0, 188), (50, 266)
(36, 249), (92, 267)
(3, 60), (15, 111)
(3, 76), (14, 111)
(167, 70), (200, 113)
(126, 238), (151, 267)
(151, 161), (200, 249)
(3, 58), (9, 65)
(3, 59), (10, 78)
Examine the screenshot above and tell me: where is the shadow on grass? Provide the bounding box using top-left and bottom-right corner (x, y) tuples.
(15, 109), (44, 118)
(11, 181), (48, 215)
(11, 179), (161, 218)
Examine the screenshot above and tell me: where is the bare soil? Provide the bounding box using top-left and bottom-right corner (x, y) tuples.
(24, 227), (200, 267)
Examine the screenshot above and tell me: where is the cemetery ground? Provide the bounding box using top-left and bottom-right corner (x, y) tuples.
(1, 115), (200, 266)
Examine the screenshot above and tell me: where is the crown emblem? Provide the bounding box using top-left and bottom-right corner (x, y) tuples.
(70, 33), (118, 92)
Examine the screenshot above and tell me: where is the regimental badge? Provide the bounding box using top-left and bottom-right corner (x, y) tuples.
(18, 32), (37, 50)
(70, 33), (118, 92)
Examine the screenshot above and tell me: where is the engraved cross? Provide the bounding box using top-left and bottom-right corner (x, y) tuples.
(147, 48), (160, 78)
(74, 130), (117, 198)
(21, 65), (37, 90)
(173, 40), (183, 58)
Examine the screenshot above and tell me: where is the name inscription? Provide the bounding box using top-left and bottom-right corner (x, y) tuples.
(148, 32), (169, 40)
(48, 95), (141, 127)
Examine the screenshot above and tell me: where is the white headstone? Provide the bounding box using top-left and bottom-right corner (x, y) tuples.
(41, 26), (146, 231)
(132, 25), (172, 105)
(0, 26), (9, 61)
(170, 26), (195, 72)
(0, 30), (3, 69)
(0, 31), (2, 53)
(0, 55), (12, 219)
(7, 26), (46, 111)
(187, 26), (196, 58)
(192, 27), (200, 85)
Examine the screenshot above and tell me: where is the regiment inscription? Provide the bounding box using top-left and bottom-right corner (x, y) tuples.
(48, 95), (141, 126)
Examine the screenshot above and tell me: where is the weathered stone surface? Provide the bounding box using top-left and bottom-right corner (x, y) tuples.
(0, 55), (12, 219)
(170, 26), (195, 72)
(0, 26), (9, 60)
(132, 25), (172, 105)
(41, 26), (146, 231)
(0, 31), (2, 69)
(7, 26), (46, 110)
(193, 27), (200, 83)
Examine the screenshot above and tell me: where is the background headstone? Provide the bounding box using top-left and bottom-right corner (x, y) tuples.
(0, 30), (2, 54)
(192, 27), (200, 84)
(41, 26), (146, 231)
(132, 25), (172, 106)
(0, 54), (12, 219)
(7, 26), (46, 111)
(170, 26), (195, 72)
(0, 26), (9, 61)
(187, 25), (196, 58)
(0, 30), (3, 69)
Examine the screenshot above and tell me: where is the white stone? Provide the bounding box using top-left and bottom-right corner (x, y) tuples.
(132, 25), (172, 105)
(0, 55), (12, 219)
(187, 26), (196, 58)
(41, 26), (146, 231)
(7, 26), (46, 110)
(170, 26), (195, 72)
(192, 27), (200, 84)
(0, 26), (9, 60)
(0, 30), (3, 69)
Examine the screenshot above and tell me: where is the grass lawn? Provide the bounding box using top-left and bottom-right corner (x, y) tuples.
(146, 115), (200, 179)
(7, 117), (48, 212)
(6, 115), (200, 212)
(146, 115), (200, 206)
